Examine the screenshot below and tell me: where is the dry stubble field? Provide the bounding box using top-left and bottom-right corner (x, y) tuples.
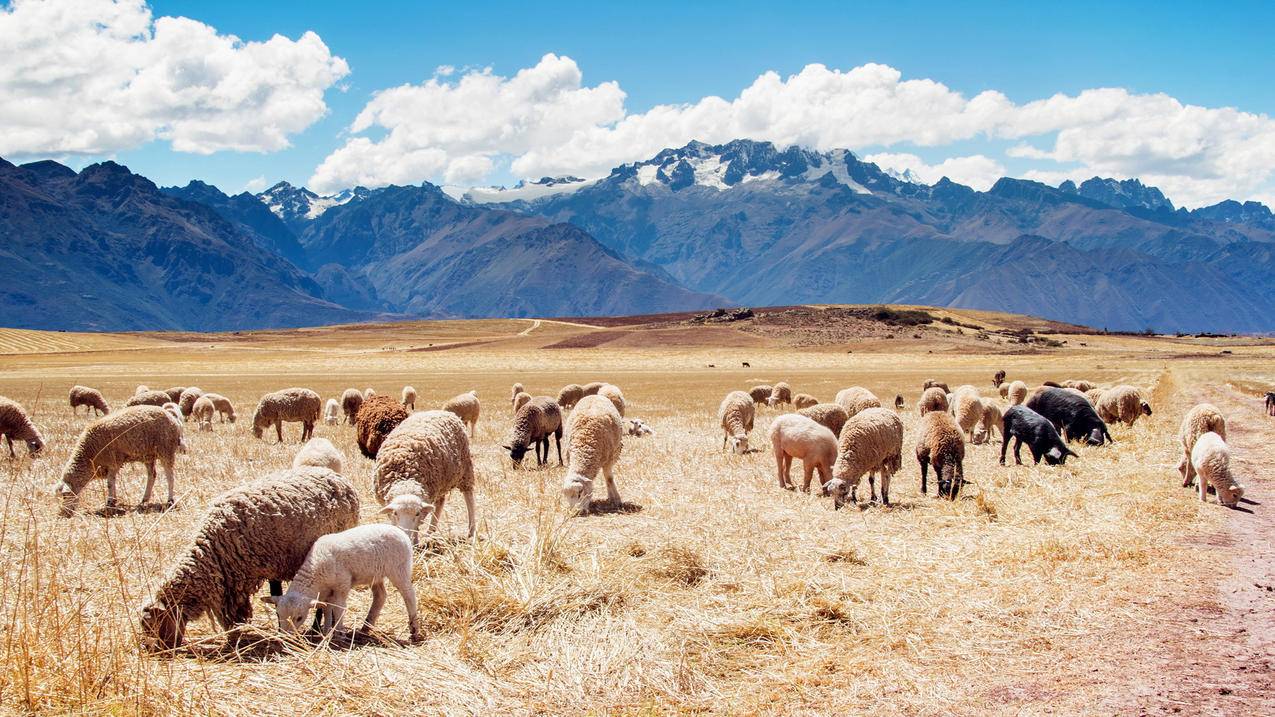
(0, 308), (1271, 715)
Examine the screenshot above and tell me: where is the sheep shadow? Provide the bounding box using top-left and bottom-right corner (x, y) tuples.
(175, 626), (411, 662)
(93, 501), (175, 518)
(583, 499), (643, 516)
(852, 500), (923, 512)
(414, 534), (473, 556)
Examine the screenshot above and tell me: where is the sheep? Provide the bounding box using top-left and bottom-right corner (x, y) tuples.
(798, 403), (849, 438)
(293, 437), (345, 474)
(69, 385), (110, 416)
(163, 387), (187, 403)
(1006, 380), (1029, 406)
(999, 405), (1075, 466)
(718, 390), (756, 455)
(747, 385), (773, 405)
(513, 391), (532, 413)
(355, 396), (411, 459)
(998, 385), (1009, 399)
(177, 387), (204, 420)
(993, 370), (1006, 388)
(979, 401), (1004, 444)
(0, 396), (44, 458)
(915, 410), (965, 499)
(374, 410), (476, 539)
(835, 386), (881, 418)
(201, 393), (235, 423)
(190, 395), (215, 430)
(135, 385), (150, 396)
(894, 394), (905, 411)
(597, 383), (626, 417)
(1062, 380), (1096, 392)
(917, 387), (949, 415)
(769, 413), (837, 492)
(1177, 403), (1227, 489)
(626, 418), (655, 437)
(1085, 388), (1105, 406)
(556, 384), (585, 410)
(56, 405), (184, 515)
(511, 382), (525, 408)
(1189, 432), (1245, 507)
(378, 480), (435, 544)
(139, 467), (359, 650)
(1041, 381), (1062, 388)
(952, 389), (986, 443)
(561, 395), (625, 513)
(364, 388), (376, 400)
(922, 379), (949, 393)
(1267, 392), (1275, 417)
(324, 398), (340, 425)
(401, 386), (417, 411)
(581, 382), (605, 396)
(161, 402), (184, 424)
(442, 390), (481, 437)
(252, 388), (321, 444)
(341, 388), (364, 425)
(125, 389), (171, 408)
(1095, 385), (1152, 427)
(1025, 387), (1113, 445)
(505, 397), (563, 467)
(792, 393), (819, 410)
(264, 523), (421, 642)
(766, 382), (792, 408)
(823, 407), (904, 508)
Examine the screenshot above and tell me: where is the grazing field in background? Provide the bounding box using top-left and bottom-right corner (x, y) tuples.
(0, 306), (1271, 715)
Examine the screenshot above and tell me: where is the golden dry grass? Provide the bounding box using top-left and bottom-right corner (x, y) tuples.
(0, 312), (1270, 715)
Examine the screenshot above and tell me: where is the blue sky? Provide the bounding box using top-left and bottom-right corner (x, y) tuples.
(7, 0), (1275, 206)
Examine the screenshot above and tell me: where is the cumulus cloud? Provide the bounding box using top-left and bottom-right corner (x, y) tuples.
(243, 175), (268, 193)
(864, 153), (1006, 191)
(0, 0), (348, 158)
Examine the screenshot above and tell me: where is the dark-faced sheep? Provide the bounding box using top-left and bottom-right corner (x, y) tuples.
(992, 370), (1006, 388)
(252, 388), (321, 443)
(0, 396), (44, 458)
(56, 405), (185, 515)
(69, 385), (110, 416)
(505, 396), (563, 467)
(1025, 387), (1112, 446)
(915, 411), (965, 499)
(356, 395), (411, 459)
(999, 406), (1075, 466)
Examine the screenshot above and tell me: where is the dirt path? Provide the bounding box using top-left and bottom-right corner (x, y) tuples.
(518, 319), (542, 336)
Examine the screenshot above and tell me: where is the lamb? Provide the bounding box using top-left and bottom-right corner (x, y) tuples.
(952, 389), (986, 443)
(1095, 385), (1152, 426)
(252, 388), (321, 443)
(917, 387), (949, 415)
(922, 379), (950, 393)
(626, 418), (655, 437)
(718, 390), (756, 455)
(1189, 432), (1245, 507)
(69, 385), (110, 416)
(1006, 380), (1029, 406)
(177, 387), (204, 420)
(979, 401), (1004, 443)
(581, 382), (605, 396)
(511, 382), (525, 409)
(1062, 379), (1096, 392)
(993, 370), (1007, 388)
(748, 385), (773, 404)
(323, 398), (340, 425)
(835, 386), (882, 418)
(561, 395), (625, 513)
(0, 396), (44, 458)
(513, 391), (532, 413)
(504, 397), (563, 466)
(292, 437), (345, 474)
(139, 467), (359, 650)
(999, 405), (1075, 466)
(190, 395), (216, 430)
(125, 389), (171, 408)
(766, 382), (792, 408)
(556, 384), (585, 410)
(1025, 387), (1113, 445)
(341, 388), (364, 425)
(355, 395), (411, 459)
(798, 403), (849, 438)
(1177, 403), (1227, 489)
(163, 387), (187, 403)
(378, 480), (435, 545)
(769, 413), (837, 492)
(597, 383), (626, 417)
(823, 407), (904, 508)
(264, 523), (421, 642)
(374, 410), (477, 539)
(792, 393), (819, 410)
(915, 410), (965, 499)
(56, 405), (184, 515)
(442, 389), (481, 437)
(401, 386), (417, 411)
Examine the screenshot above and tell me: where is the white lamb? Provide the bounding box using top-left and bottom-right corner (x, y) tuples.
(323, 398), (340, 426)
(768, 413), (838, 493)
(1190, 432), (1246, 507)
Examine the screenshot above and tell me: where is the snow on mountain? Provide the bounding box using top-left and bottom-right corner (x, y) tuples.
(454, 175), (596, 204)
(257, 181), (369, 226)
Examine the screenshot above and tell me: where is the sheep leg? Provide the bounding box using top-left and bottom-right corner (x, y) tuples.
(880, 474), (891, 506)
(5, 436), (13, 458)
(868, 474), (878, 503)
(1198, 473), (1209, 503)
(802, 461), (817, 494)
(429, 494), (446, 534)
(774, 447), (786, 489)
(1013, 438), (1025, 465)
(141, 461), (157, 504)
(1181, 455), (1196, 488)
(161, 458), (175, 507)
(389, 571), (422, 642)
(274, 421), (283, 444)
(268, 580), (282, 596)
(105, 467), (119, 507)
(603, 465), (621, 505)
(555, 429), (563, 466)
(919, 458), (929, 495)
(327, 588), (350, 633)
(462, 489), (477, 538)
(363, 580), (387, 629)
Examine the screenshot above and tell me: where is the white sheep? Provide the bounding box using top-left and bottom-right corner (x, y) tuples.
(792, 393), (819, 410)
(561, 395), (625, 513)
(364, 388), (376, 400)
(1007, 380), (1028, 406)
(161, 402), (184, 425)
(556, 384), (585, 410)
(1096, 385), (1152, 426)
(293, 437), (345, 474)
(323, 398), (340, 425)
(625, 418), (655, 437)
(190, 395), (216, 431)
(766, 382), (792, 408)
(378, 480), (435, 545)
(917, 387), (949, 415)
(201, 393), (236, 423)
(341, 388), (364, 425)
(56, 405), (185, 515)
(979, 401), (1004, 444)
(718, 390), (756, 454)
(177, 387), (204, 420)
(513, 391), (532, 413)
(511, 382), (525, 409)
(835, 386), (881, 418)
(823, 407), (904, 508)
(952, 388), (985, 443)
(69, 385), (110, 416)
(374, 410), (477, 539)
(1189, 432), (1245, 507)
(769, 413), (837, 492)
(442, 390), (480, 437)
(1177, 403), (1227, 489)
(597, 383), (626, 417)
(401, 386), (417, 410)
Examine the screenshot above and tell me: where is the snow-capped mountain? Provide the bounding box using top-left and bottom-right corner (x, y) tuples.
(451, 175), (597, 205)
(257, 181), (371, 230)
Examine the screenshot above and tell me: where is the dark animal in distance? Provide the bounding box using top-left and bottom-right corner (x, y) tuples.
(993, 370), (1006, 388)
(1267, 392), (1275, 417)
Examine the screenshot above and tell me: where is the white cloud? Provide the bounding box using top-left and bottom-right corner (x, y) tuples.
(864, 152), (1006, 191)
(0, 0), (348, 158)
(243, 175), (268, 193)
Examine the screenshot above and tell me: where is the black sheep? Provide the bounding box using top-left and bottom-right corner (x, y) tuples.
(1025, 387), (1113, 446)
(1266, 392), (1275, 417)
(1000, 406), (1076, 465)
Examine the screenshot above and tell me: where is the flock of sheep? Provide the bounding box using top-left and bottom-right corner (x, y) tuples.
(0, 371), (1250, 651)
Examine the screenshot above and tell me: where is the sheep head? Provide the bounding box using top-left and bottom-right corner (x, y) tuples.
(139, 598), (187, 652)
(261, 593), (318, 634)
(379, 494), (434, 546)
(562, 473), (593, 513)
(821, 478), (852, 510)
(728, 434), (749, 455)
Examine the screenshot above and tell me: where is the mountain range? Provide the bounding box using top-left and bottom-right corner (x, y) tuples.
(3, 139), (1273, 332)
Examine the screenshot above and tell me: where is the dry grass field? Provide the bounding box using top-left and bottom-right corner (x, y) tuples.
(0, 306), (1272, 715)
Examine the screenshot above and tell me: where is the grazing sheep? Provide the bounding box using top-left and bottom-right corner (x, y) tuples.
(505, 397), (563, 467)
(264, 523), (421, 642)
(597, 383), (626, 417)
(998, 385), (1009, 399)
(766, 382), (792, 408)
(993, 370), (1006, 388)
(952, 389), (986, 443)
(769, 414), (837, 492)
(190, 395), (216, 430)
(324, 398), (340, 425)
(748, 385), (773, 405)
(1085, 388), (1105, 406)
(442, 390), (481, 437)
(798, 403), (849, 438)
(356, 396), (411, 460)
(511, 382), (525, 408)
(718, 390), (756, 455)
(200, 393), (235, 423)
(56, 406), (184, 515)
(1025, 387), (1113, 445)
(626, 418), (655, 437)
(922, 379), (949, 393)
(556, 384), (585, 410)
(917, 387), (949, 415)
(364, 388), (376, 400)
(163, 387), (187, 403)
(378, 480), (434, 545)
(835, 386), (882, 418)
(979, 401), (1004, 443)
(0, 396), (44, 458)
(561, 395), (625, 513)
(1042, 381), (1062, 388)
(139, 467), (359, 650)
(894, 394), (905, 411)
(177, 387), (204, 420)
(135, 385), (150, 396)
(1267, 392), (1275, 417)
(581, 382), (605, 397)
(823, 408), (904, 508)
(374, 410), (476, 539)
(1006, 380), (1029, 406)
(252, 388), (321, 444)
(999, 406), (1075, 466)
(126, 389), (171, 409)
(792, 393), (819, 410)
(401, 386), (417, 411)
(1062, 380), (1096, 392)
(915, 411), (965, 499)
(161, 403), (184, 425)
(293, 437), (345, 474)
(1189, 432), (1245, 507)
(341, 388), (364, 425)
(69, 385), (110, 416)
(1177, 404), (1227, 489)
(513, 391), (532, 413)
(1095, 385), (1152, 426)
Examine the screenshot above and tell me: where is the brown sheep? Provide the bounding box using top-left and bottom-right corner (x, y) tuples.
(69, 385), (110, 416)
(797, 403), (849, 441)
(0, 396), (45, 458)
(356, 395), (411, 460)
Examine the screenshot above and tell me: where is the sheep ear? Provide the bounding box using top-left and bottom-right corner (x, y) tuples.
(501, 444), (512, 451)
(259, 595), (278, 606)
(379, 505), (393, 514)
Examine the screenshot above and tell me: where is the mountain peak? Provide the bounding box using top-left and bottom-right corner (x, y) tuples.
(1070, 176), (1174, 211)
